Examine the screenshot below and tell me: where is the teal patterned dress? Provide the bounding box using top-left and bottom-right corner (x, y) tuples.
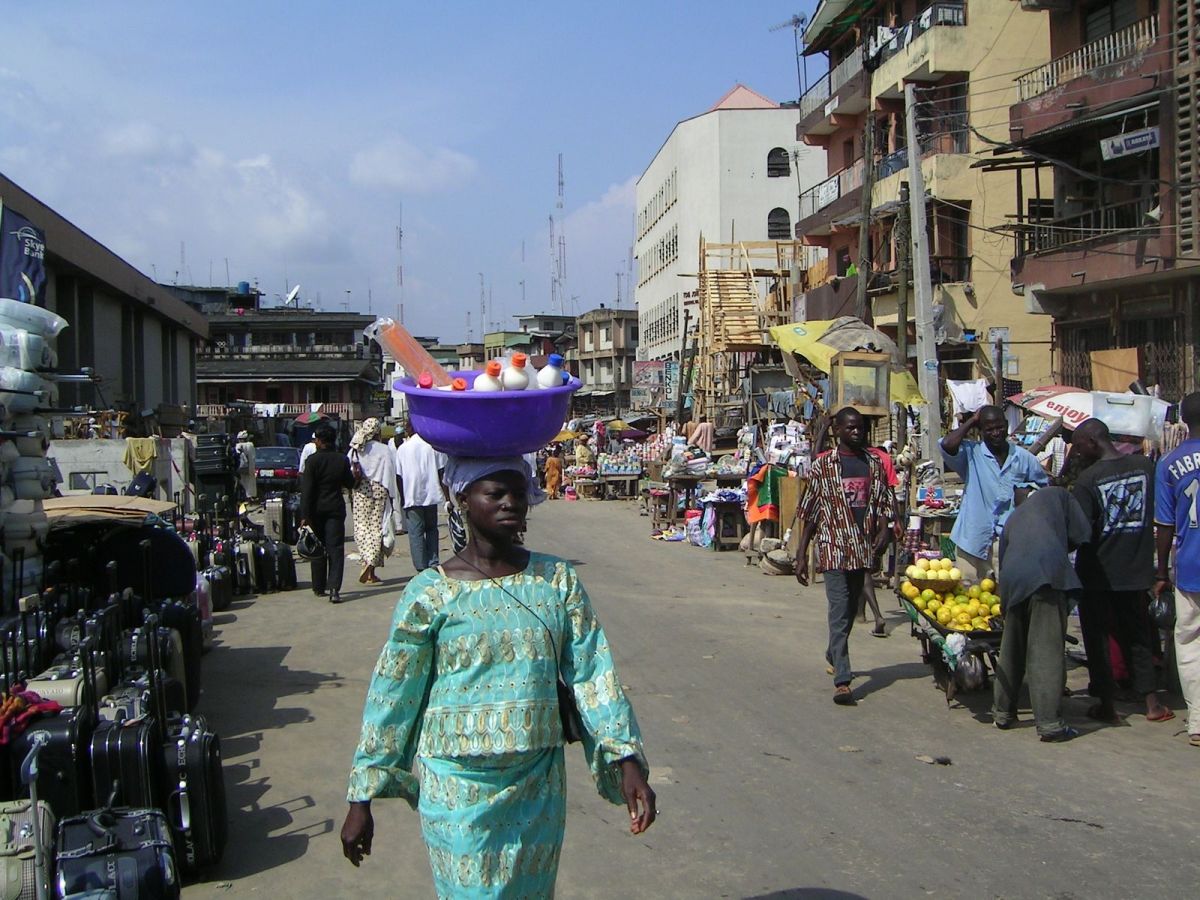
(347, 552), (649, 898)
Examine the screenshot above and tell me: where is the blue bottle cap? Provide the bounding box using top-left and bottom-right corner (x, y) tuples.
(548, 353), (564, 367)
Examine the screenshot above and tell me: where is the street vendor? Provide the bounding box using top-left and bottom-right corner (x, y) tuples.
(574, 436), (595, 468)
(940, 405), (1047, 582)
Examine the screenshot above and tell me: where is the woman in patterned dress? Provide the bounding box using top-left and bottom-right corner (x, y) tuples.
(348, 417), (397, 585)
(341, 456), (656, 897)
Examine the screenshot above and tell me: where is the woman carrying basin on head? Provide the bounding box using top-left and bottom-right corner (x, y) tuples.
(341, 454), (656, 897)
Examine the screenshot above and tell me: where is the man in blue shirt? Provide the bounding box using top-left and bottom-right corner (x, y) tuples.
(940, 405), (1048, 583)
(1154, 391), (1200, 748)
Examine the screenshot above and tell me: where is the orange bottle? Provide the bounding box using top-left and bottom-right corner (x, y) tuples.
(369, 318), (453, 387)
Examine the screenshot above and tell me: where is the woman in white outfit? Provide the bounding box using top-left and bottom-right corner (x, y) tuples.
(348, 418), (397, 584)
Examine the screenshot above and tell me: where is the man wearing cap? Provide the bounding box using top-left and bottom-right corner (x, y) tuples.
(940, 405), (1047, 583)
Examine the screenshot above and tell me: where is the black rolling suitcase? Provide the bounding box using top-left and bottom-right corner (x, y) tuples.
(252, 541), (278, 594)
(125, 471), (158, 498)
(56, 807), (180, 899)
(153, 600), (202, 712)
(9, 637), (99, 818)
(161, 714), (227, 872)
(273, 540), (298, 591)
(89, 717), (166, 811)
(201, 566), (232, 613)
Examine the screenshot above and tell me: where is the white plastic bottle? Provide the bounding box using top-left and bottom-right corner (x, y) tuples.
(500, 352), (531, 391)
(536, 353), (566, 389)
(473, 360), (504, 392)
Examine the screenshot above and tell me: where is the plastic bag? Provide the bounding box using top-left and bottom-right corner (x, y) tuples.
(0, 299), (68, 339)
(1149, 589), (1176, 630)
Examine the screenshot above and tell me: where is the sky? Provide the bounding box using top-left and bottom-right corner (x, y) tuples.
(1, 1), (820, 343)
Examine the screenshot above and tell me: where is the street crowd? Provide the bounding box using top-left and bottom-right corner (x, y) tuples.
(794, 394), (1200, 748)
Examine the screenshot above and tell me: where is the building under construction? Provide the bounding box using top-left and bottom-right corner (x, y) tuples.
(685, 238), (808, 424)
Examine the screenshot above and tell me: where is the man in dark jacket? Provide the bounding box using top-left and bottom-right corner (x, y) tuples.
(992, 485), (1091, 741)
(300, 424), (354, 603)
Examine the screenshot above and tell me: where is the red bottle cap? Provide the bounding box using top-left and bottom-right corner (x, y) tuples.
(511, 352), (528, 368)
(418, 372), (434, 389)
(451, 378), (467, 391)
(485, 360), (502, 377)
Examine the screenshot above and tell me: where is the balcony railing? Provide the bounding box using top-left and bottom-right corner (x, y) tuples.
(798, 158), (866, 220)
(871, 2), (967, 66)
(798, 50), (866, 120)
(1017, 16), (1159, 101)
(196, 402), (367, 419)
(1015, 196), (1156, 258)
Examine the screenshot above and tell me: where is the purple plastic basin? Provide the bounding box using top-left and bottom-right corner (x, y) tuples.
(394, 371), (581, 458)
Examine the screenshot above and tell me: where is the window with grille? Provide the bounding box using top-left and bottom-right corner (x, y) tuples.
(1085, 0), (1138, 42)
(767, 148), (790, 177)
(768, 208), (792, 240)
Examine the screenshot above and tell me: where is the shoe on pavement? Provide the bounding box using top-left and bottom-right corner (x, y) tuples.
(1039, 726), (1079, 743)
(329, 592), (344, 604)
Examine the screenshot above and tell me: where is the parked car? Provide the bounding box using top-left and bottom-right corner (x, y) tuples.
(254, 446), (301, 494)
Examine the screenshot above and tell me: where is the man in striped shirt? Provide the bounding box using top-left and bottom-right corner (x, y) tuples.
(795, 407), (896, 705)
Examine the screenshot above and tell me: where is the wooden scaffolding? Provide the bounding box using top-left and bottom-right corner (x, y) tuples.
(690, 238), (805, 423)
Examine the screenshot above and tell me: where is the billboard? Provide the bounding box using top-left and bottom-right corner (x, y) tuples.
(630, 360), (664, 410)
(0, 201), (47, 304)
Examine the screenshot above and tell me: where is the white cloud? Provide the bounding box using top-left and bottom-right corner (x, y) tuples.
(348, 136), (477, 193)
(97, 122), (189, 163)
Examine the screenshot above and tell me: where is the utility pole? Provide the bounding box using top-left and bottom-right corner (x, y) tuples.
(854, 44), (874, 322)
(675, 307), (692, 425)
(895, 182), (911, 446)
(904, 83), (942, 466)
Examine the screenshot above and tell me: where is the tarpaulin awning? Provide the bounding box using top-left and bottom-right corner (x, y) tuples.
(44, 495), (176, 527)
(769, 318), (925, 405)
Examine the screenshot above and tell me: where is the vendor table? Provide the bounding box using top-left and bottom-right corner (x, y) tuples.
(600, 473), (640, 500)
(573, 479), (603, 500)
(706, 500), (748, 551)
(665, 475), (702, 527)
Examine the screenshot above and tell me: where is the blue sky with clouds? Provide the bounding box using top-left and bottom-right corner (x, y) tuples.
(1, 1), (819, 341)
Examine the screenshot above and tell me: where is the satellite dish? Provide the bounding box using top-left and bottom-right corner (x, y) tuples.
(286, 285), (301, 305)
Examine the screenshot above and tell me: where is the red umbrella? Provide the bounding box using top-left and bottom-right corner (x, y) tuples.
(294, 411), (329, 425)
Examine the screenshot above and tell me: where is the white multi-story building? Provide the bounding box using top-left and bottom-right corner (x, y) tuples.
(634, 83), (827, 360)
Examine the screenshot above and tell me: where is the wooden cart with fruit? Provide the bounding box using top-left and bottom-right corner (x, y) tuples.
(896, 558), (1006, 702)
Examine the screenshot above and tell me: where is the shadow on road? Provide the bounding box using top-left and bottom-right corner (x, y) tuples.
(746, 890), (869, 899)
(198, 646), (343, 880)
(853, 660), (929, 700)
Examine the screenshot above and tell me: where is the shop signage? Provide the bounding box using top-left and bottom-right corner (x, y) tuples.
(1100, 126), (1159, 161)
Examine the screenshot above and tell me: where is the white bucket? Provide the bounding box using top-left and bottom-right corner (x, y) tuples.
(1090, 392), (1170, 440)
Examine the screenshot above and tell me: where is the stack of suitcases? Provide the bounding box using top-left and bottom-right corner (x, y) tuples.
(0, 296), (229, 897)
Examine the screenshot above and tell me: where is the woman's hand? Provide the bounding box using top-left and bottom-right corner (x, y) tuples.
(341, 802), (374, 866)
(619, 758), (656, 835)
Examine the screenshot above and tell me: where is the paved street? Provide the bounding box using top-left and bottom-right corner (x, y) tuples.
(188, 499), (1200, 899)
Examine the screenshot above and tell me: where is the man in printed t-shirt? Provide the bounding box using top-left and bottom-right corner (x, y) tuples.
(1155, 391), (1200, 748)
(1070, 419), (1172, 726)
(794, 407), (895, 706)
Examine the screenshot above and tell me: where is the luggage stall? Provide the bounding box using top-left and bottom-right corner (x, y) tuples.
(0, 485), (304, 893)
